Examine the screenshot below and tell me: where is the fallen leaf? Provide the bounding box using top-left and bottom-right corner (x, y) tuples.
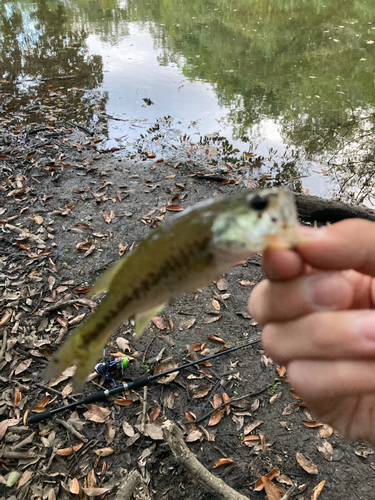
(70, 477), (80, 495)
(82, 488), (110, 497)
(207, 335), (226, 344)
(153, 316), (167, 330)
(208, 409), (225, 427)
(185, 429), (203, 442)
(13, 387), (22, 406)
(83, 404), (111, 423)
(212, 298), (220, 311)
(296, 451), (318, 474)
(191, 384), (212, 399)
(178, 317), (196, 330)
(154, 358), (179, 384)
(94, 447), (114, 457)
(302, 420), (324, 428)
(17, 470), (33, 488)
(56, 443), (84, 456)
(311, 480), (326, 499)
(123, 421), (135, 437)
(214, 458), (234, 468)
(239, 280), (255, 286)
(244, 419), (263, 435)
(115, 398), (133, 406)
(166, 204), (184, 211)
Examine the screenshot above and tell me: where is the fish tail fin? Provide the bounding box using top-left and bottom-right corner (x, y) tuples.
(43, 317), (110, 393)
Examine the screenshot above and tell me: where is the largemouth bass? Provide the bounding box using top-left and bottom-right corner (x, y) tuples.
(45, 188), (300, 390)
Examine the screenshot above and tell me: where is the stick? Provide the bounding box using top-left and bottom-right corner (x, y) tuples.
(162, 420), (249, 500)
(55, 418), (88, 443)
(114, 469), (142, 500)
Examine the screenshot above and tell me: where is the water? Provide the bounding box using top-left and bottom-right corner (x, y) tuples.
(2, 0), (375, 202)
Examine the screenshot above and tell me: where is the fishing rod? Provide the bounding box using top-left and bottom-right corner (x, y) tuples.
(27, 337), (261, 424)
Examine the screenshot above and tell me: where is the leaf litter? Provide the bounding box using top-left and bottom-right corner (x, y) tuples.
(0, 79), (373, 500)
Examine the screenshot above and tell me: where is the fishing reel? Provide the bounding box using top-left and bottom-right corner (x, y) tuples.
(94, 356), (129, 386)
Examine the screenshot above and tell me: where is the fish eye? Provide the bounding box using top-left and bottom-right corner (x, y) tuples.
(249, 194), (268, 211)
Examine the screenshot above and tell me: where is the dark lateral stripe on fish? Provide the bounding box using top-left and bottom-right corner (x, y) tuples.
(78, 235), (213, 346)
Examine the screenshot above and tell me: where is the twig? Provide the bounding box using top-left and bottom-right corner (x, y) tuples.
(67, 120), (94, 137)
(162, 420), (249, 500)
(36, 383), (77, 401)
(114, 469), (142, 500)
(0, 330), (7, 361)
(142, 333), (157, 364)
(41, 298), (96, 314)
(280, 485), (297, 500)
(55, 418), (88, 443)
(141, 386), (148, 434)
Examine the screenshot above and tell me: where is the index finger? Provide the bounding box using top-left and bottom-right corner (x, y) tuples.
(298, 219), (375, 276)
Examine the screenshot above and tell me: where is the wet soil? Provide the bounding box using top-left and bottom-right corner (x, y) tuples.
(1, 120), (375, 500)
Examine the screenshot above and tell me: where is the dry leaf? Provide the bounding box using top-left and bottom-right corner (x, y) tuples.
(70, 477), (80, 495)
(185, 429), (203, 442)
(152, 316), (167, 330)
(302, 420), (324, 428)
(216, 278), (228, 290)
(115, 398), (133, 406)
(166, 204), (184, 211)
(178, 317), (196, 330)
(214, 458), (234, 468)
(17, 470), (33, 488)
(191, 384), (211, 399)
(82, 488), (110, 497)
(207, 335), (226, 344)
(212, 298), (220, 311)
(316, 440), (333, 461)
(319, 424), (333, 439)
(123, 421), (135, 437)
(296, 451), (318, 474)
(311, 480), (326, 499)
(83, 404), (111, 423)
(94, 447), (114, 457)
(244, 419), (263, 435)
(13, 387), (22, 406)
(154, 358), (179, 384)
(239, 280), (255, 286)
(254, 469), (280, 491)
(208, 409), (225, 427)
(56, 443), (84, 456)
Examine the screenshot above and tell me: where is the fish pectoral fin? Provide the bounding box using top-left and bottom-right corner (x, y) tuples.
(87, 258), (126, 298)
(133, 304), (166, 342)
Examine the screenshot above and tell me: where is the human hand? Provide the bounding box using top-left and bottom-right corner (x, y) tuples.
(249, 219), (375, 443)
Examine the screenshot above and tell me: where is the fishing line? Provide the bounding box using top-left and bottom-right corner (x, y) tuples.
(27, 337), (261, 424)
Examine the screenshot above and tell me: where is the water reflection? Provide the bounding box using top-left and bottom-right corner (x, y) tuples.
(2, 0), (375, 201)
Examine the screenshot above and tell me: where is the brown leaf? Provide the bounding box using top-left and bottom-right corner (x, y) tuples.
(216, 278), (228, 291)
(311, 480), (326, 500)
(316, 440), (334, 461)
(123, 421), (135, 437)
(191, 384), (212, 399)
(103, 212), (112, 223)
(56, 443), (84, 456)
(212, 298), (220, 311)
(296, 451), (318, 474)
(259, 432), (267, 452)
(166, 204), (184, 211)
(82, 488), (110, 497)
(0, 418), (21, 440)
(154, 358), (179, 384)
(94, 447), (114, 457)
(276, 365), (287, 377)
(68, 313), (86, 326)
(118, 241), (128, 256)
(319, 424), (333, 439)
(70, 477), (80, 495)
(17, 470), (33, 488)
(302, 420), (324, 428)
(13, 387), (22, 406)
(14, 358), (32, 376)
(49, 258), (58, 272)
(150, 407), (161, 421)
(208, 408), (225, 427)
(254, 469), (280, 491)
(282, 402), (300, 415)
(178, 317), (196, 330)
(214, 458), (234, 468)
(244, 419), (263, 435)
(198, 368), (212, 378)
(115, 398), (133, 406)
(185, 411), (197, 422)
(212, 394), (223, 409)
(262, 477), (285, 500)
(243, 435), (260, 444)
(83, 404), (111, 423)
(203, 315), (222, 324)
(207, 335), (226, 344)
(152, 316), (167, 330)
(239, 280), (255, 286)
(185, 429), (203, 442)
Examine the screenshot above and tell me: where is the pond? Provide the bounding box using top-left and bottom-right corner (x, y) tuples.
(2, 0), (375, 203)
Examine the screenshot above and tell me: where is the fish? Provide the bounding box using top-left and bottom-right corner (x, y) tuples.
(44, 188), (300, 391)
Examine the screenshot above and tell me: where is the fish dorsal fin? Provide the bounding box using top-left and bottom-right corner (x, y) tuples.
(87, 258), (126, 298)
(133, 304), (166, 342)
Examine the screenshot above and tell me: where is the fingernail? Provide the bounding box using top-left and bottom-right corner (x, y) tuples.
(353, 313), (375, 342)
(303, 273), (343, 310)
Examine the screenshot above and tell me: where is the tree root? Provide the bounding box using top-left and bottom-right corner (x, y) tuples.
(162, 419), (249, 500)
